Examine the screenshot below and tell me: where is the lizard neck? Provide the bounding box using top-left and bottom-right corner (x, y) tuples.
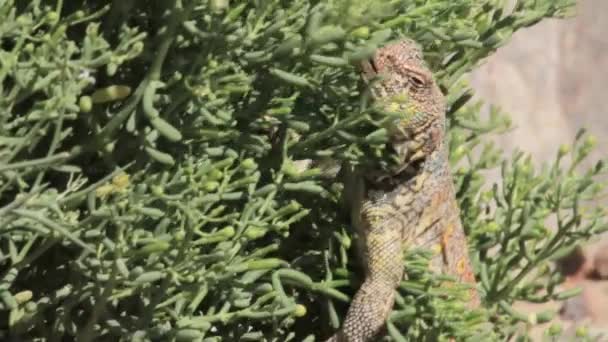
(421, 140), (450, 176)
(364, 145), (450, 202)
(363, 115), (449, 196)
(397, 115), (449, 176)
(418, 115), (451, 194)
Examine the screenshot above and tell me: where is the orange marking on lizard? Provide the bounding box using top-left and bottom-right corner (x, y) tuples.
(456, 258), (467, 275)
(440, 222), (455, 264)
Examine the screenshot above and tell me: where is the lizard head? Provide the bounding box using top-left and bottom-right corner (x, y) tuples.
(361, 39), (446, 174)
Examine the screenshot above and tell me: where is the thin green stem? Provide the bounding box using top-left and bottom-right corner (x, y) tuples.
(0, 152), (71, 172)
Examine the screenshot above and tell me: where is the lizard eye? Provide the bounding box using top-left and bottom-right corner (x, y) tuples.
(409, 75), (426, 89)
(369, 59), (379, 73)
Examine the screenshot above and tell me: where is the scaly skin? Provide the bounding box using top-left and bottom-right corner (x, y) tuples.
(327, 39), (480, 342)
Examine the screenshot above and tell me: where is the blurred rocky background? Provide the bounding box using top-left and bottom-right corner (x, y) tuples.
(469, 0), (608, 338)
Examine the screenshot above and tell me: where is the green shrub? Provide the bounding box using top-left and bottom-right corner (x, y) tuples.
(1, 0), (605, 341)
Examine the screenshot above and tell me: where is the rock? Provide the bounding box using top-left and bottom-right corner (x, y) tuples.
(591, 243), (608, 279)
(559, 291), (591, 322)
(555, 245), (588, 280)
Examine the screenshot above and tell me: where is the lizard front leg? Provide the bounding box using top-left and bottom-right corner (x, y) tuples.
(335, 221), (405, 342)
(327, 175), (409, 341)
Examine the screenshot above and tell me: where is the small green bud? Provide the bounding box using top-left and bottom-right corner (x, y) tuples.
(294, 304), (307, 317)
(151, 185), (164, 196)
(547, 323), (562, 336)
(14, 291), (33, 305)
(208, 169), (223, 181)
(46, 11), (59, 24)
(175, 231), (185, 241)
(132, 41), (144, 54)
(485, 222), (500, 232)
(584, 135), (597, 149)
(204, 181), (219, 192)
(575, 326), (587, 337)
(218, 226), (236, 238)
(103, 141), (116, 153)
(244, 226), (267, 240)
(107, 63), (118, 76)
(350, 26), (370, 39)
(558, 144), (570, 157)
(341, 234), (351, 248)
(79, 96), (92, 112)
(453, 145), (466, 160)
(241, 158), (257, 170)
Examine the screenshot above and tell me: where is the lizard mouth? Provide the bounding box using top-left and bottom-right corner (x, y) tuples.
(365, 155), (425, 189)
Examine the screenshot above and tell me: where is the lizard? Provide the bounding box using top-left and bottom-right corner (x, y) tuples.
(326, 39), (480, 342)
